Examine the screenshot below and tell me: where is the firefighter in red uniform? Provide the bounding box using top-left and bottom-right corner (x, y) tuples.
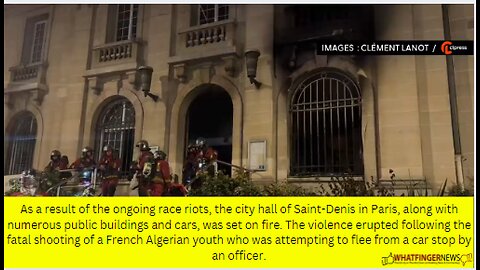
(134, 140), (154, 196)
(204, 146), (219, 176)
(98, 145), (121, 196)
(182, 138), (219, 189)
(195, 138), (218, 177)
(70, 146), (96, 184)
(44, 150), (72, 180)
(149, 150), (171, 196)
(183, 144), (200, 185)
(45, 150), (68, 171)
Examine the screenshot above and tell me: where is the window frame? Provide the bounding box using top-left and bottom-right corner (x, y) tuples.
(20, 13), (50, 66)
(288, 69), (364, 178)
(95, 98), (136, 178)
(5, 112), (37, 175)
(29, 19), (48, 64)
(197, 4), (229, 25)
(114, 4), (139, 42)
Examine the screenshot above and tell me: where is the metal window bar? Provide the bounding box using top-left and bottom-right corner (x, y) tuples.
(7, 114), (37, 175)
(290, 71), (363, 177)
(344, 82), (349, 171)
(119, 101), (127, 159)
(329, 77), (333, 173)
(302, 83), (307, 172)
(322, 78), (327, 173)
(96, 99), (135, 178)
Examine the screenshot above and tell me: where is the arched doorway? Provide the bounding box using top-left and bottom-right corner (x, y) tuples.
(186, 84), (233, 176)
(5, 111), (37, 175)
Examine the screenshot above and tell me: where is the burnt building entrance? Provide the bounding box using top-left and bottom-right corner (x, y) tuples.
(186, 84), (233, 176)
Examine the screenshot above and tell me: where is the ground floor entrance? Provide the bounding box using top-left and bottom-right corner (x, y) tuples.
(186, 84), (233, 176)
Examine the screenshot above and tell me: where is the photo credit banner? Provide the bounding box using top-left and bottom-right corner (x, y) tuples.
(4, 197), (474, 268)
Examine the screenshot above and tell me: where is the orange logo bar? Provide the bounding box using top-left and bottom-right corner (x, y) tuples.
(441, 41), (453, 55)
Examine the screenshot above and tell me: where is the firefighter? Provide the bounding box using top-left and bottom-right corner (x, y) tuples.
(133, 140), (154, 196)
(70, 146), (96, 184)
(45, 150), (68, 171)
(204, 145), (219, 176)
(98, 145), (121, 196)
(182, 143), (200, 186)
(195, 138), (208, 171)
(195, 138), (218, 177)
(182, 138), (218, 189)
(149, 150), (171, 196)
(45, 150), (72, 179)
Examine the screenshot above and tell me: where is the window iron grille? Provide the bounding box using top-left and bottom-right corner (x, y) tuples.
(290, 70), (364, 177)
(95, 99), (136, 178)
(6, 112), (37, 175)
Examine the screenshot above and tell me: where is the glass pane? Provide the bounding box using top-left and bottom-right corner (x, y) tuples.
(116, 4), (139, 41)
(218, 5), (229, 21)
(31, 21), (46, 63)
(199, 4), (216, 25)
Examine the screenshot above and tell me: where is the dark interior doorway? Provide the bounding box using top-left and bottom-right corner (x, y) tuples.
(186, 84), (233, 176)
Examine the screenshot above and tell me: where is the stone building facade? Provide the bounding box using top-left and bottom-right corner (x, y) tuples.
(4, 4), (474, 193)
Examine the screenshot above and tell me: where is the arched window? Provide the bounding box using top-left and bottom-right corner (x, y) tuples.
(5, 112), (37, 175)
(290, 70), (363, 177)
(95, 98), (135, 177)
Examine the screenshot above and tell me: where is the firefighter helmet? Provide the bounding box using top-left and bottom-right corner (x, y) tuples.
(136, 140), (150, 151)
(51, 150), (61, 160)
(154, 150), (167, 160)
(81, 146), (93, 157)
(103, 145), (113, 152)
(195, 137), (206, 147)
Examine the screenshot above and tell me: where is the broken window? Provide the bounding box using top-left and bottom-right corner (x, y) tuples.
(21, 14), (49, 64)
(191, 5), (229, 26)
(290, 70), (364, 177)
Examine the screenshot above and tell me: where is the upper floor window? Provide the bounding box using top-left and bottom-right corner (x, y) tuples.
(191, 5), (229, 26)
(284, 5), (374, 40)
(107, 4), (139, 42)
(292, 5), (351, 28)
(31, 20), (47, 63)
(21, 14), (49, 64)
(116, 4), (138, 41)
